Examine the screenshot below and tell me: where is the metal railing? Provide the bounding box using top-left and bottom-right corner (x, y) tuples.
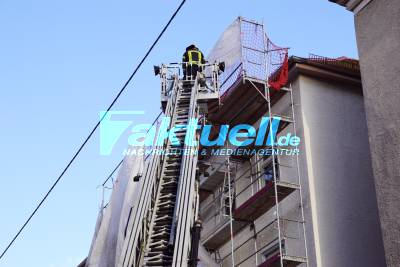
(219, 217), (306, 267)
(158, 62), (223, 97)
(200, 155), (279, 238)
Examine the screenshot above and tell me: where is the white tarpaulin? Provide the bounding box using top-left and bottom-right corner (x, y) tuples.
(207, 17), (269, 94)
(85, 148), (144, 267)
(207, 18), (241, 70)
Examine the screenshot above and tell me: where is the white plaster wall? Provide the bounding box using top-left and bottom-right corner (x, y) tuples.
(298, 75), (385, 267)
(199, 74), (384, 267)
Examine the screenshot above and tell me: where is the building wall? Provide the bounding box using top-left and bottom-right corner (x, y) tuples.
(297, 74), (386, 267)
(291, 78), (317, 267)
(353, 1), (400, 265)
(200, 72), (385, 267)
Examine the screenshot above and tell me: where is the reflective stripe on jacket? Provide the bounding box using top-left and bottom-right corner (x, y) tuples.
(187, 50), (202, 64)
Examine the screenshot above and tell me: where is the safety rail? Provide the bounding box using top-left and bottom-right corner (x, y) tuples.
(200, 149), (302, 254)
(199, 159), (236, 203)
(219, 62), (243, 98)
(234, 155), (274, 185)
(157, 62), (224, 97)
(200, 154), (274, 219)
(234, 157), (278, 204)
(200, 156), (266, 219)
(220, 217), (306, 267)
(220, 219), (279, 266)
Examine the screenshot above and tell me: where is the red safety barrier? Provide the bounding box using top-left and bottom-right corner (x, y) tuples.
(267, 38), (289, 90)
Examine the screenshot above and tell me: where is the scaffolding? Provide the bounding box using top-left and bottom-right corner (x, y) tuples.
(118, 62), (222, 267)
(198, 17), (308, 267)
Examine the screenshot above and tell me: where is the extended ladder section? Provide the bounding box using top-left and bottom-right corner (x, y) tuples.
(143, 83), (193, 266)
(118, 63), (222, 267)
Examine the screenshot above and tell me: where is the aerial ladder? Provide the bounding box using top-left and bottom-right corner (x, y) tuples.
(118, 62), (223, 267)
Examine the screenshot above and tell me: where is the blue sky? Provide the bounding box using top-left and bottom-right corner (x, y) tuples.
(0, 0), (356, 266)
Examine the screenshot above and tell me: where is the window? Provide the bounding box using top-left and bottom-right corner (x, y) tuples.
(261, 241), (285, 263)
(263, 158), (279, 182)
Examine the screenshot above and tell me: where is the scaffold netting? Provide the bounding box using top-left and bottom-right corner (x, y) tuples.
(266, 38), (289, 90)
(207, 17), (289, 96)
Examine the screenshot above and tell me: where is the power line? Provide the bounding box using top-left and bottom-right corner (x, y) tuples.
(0, 0), (186, 261)
(102, 159), (124, 187)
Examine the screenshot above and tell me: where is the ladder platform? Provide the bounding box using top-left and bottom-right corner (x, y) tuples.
(197, 89), (219, 100)
(199, 162), (232, 191)
(201, 217), (247, 250)
(258, 253), (306, 267)
(233, 181), (297, 221)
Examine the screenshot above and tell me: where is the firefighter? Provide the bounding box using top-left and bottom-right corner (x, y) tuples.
(182, 44), (206, 80)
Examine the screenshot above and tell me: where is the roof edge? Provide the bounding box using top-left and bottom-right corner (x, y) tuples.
(329, 0), (374, 13)
(287, 56), (362, 88)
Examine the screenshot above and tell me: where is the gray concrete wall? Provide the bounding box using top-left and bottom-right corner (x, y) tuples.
(354, 1), (400, 265)
(298, 75), (386, 267)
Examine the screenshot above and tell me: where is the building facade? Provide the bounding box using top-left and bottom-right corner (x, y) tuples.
(329, 1), (400, 265)
(198, 55), (385, 267)
(81, 17), (389, 267)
